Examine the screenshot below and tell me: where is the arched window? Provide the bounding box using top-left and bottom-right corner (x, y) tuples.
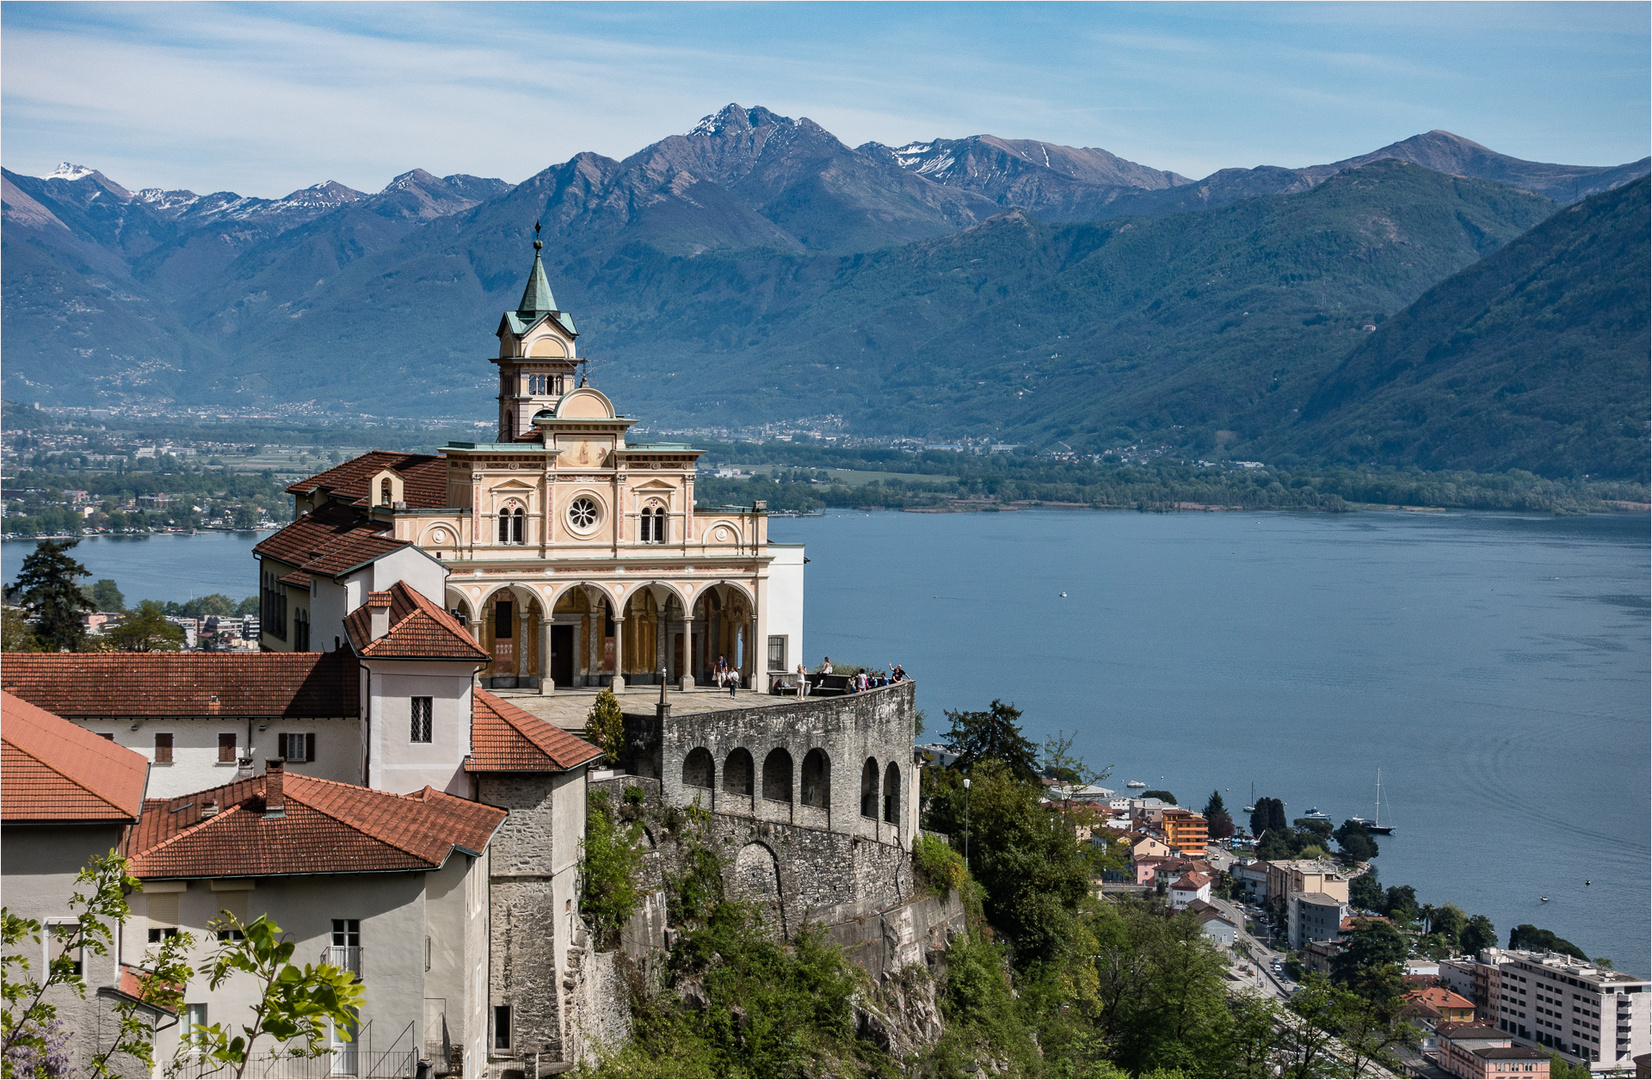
(497, 509), (510, 543)
(724, 749), (754, 797)
(682, 748), (714, 790)
(801, 749), (830, 808)
(653, 508), (668, 544)
(762, 749), (793, 804)
(380, 478), (392, 506)
(884, 762), (901, 824)
(861, 758), (880, 819)
(511, 508), (525, 545)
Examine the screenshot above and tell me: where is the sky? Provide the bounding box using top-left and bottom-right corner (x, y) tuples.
(2, 2), (1648, 199)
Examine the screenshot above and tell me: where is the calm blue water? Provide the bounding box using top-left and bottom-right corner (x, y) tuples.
(7, 510), (1649, 970)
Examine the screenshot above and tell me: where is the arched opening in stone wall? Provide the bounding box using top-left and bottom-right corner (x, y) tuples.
(683, 747), (715, 791)
(861, 758), (880, 819)
(884, 762), (901, 824)
(762, 749), (793, 803)
(800, 749), (830, 808)
(724, 749), (754, 796)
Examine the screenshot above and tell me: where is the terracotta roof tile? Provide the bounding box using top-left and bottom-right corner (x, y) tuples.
(253, 504), (410, 579)
(286, 452), (449, 510)
(1, 691), (148, 821)
(124, 769), (505, 878)
(2, 652), (358, 719)
(466, 689), (603, 773)
(344, 582), (488, 661)
(1171, 872), (1213, 889)
(1405, 986), (1476, 1011)
(276, 569), (313, 589)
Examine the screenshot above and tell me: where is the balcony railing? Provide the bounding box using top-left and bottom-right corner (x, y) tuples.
(322, 945), (363, 979)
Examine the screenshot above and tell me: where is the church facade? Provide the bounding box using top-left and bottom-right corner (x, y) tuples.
(256, 232), (804, 694)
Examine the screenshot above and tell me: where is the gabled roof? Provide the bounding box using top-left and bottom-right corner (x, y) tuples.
(1171, 872), (1213, 890)
(124, 769), (506, 878)
(2, 652), (358, 719)
(253, 503), (411, 579)
(1, 691), (148, 822)
(285, 451), (449, 510)
(466, 689), (603, 773)
(1405, 986), (1476, 1011)
(344, 582), (487, 661)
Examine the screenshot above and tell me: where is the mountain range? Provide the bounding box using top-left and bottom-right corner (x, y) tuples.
(3, 103), (1646, 477)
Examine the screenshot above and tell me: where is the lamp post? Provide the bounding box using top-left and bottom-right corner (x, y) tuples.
(963, 777), (971, 872)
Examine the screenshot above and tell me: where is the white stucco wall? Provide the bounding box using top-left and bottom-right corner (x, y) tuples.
(367, 548), (448, 608)
(82, 716), (361, 798)
(364, 661), (475, 796)
(764, 543), (805, 678)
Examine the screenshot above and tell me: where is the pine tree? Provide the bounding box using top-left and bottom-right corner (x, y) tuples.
(9, 540), (92, 651)
(944, 699), (1039, 781)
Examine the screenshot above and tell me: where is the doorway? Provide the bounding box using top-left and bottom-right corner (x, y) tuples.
(551, 625), (574, 687)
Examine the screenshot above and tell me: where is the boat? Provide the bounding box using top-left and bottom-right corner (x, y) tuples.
(1243, 781), (1256, 814)
(1540, 896), (1550, 903)
(1351, 769), (1396, 835)
(1127, 780), (1147, 789)
(1302, 807), (1332, 822)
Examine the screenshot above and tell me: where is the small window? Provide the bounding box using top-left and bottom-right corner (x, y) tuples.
(183, 1004), (208, 1054)
(411, 698), (433, 743)
(148, 927), (180, 943)
(512, 508), (525, 545)
(281, 732), (315, 762)
(494, 1005), (512, 1051)
(218, 733), (237, 763)
(154, 733), (174, 764)
(767, 635), (786, 673)
(332, 919), (360, 946)
(46, 921), (83, 977)
(98, 732), (114, 741)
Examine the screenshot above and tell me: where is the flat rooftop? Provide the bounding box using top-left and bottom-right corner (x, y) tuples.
(491, 685), (773, 731)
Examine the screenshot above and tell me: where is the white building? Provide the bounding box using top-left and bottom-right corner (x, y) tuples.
(1289, 891), (1348, 950)
(1169, 871), (1213, 909)
(1463, 948), (1651, 1073)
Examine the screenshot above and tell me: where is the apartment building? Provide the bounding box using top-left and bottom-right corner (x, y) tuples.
(1436, 1023), (1551, 1079)
(1451, 948), (1650, 1074)
(1161, 808), (1209, 857)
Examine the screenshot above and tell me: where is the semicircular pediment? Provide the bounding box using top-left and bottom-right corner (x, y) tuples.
(555, 386), (616, 419)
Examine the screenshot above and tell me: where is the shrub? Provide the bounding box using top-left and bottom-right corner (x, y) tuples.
(586, 688), (624, 766)
(913, 832), (967, 896)
(581, 792), (644, 949)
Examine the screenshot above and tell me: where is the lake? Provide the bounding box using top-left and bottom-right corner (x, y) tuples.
(6, 509), (1648, 969)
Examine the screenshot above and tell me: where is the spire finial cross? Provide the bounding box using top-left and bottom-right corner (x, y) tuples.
(533, 220), (543, 252)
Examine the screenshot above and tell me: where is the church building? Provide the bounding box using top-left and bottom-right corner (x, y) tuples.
(255, 228), (804, 694)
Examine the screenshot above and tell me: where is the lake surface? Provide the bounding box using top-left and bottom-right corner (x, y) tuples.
(7, 510), (1648, 969)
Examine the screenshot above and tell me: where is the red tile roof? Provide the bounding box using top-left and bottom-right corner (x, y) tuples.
(1, 691), (149, 822)
(1171, 872), (1213, 890)
(286, 452), (449, 510)
(344, 581), (488, 661)
(2, 652), (358, 719)
(124, 768), (506, 878)
(467, 689), (603, 773)
(276, 569), (313, 589)
(253, 503), (410, 579)
(1405, 986), (1476, 1011)
(115, 964), (181, 1015)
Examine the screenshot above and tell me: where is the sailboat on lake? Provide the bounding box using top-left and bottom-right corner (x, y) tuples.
(1351, 769), (1396, 836)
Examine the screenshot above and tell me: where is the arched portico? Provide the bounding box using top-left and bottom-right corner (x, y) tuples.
(476, 584), (547, 689)
(691, 581), (756, 687)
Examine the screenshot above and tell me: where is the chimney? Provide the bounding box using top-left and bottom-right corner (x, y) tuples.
(264, 760), (286, 818)
(367, 592), (392, 640)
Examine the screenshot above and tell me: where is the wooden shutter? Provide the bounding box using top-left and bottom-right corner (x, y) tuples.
(154, 733), (173, 764)
(306, 733), (317, 763)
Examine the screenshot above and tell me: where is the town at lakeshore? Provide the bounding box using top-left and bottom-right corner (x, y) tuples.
(3, 238), (1647, 1080)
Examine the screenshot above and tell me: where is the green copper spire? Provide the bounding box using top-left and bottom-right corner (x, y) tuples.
(517, 221), (556, 316)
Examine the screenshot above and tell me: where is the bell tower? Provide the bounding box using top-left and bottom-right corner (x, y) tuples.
(493, 222), (580, 441)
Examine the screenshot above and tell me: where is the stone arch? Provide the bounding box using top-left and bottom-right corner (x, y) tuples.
(475, 584), (546, 688)
(800, 748), (830, 808)
(762, 749), (793, 804)
(723, 749), (754, 797)
(860, 757), (880, 819)
(732, 842), (784, 933)
(692, 582), (756, 686)
(884, 761), (901, 825)
(445, 589), (477, 631)
(682, 747), (714, 791)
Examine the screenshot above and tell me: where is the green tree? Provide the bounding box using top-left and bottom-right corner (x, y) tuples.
(1278, 973), (1344, 1078)
(1042, 729), (1110, 786)
(1508, 924), (1588, 961)
(1332, 918), (1409, 1016)
(1383, 884), (1419, 923)
(105, 602), (185, 653)
(1250, 797), (1286, 838)
(179, 594), (238, 619)
(1433, 904), (1469, 951)
(1201, 791), (1227, 818)
(585, 688), (625, 766)
(1201, 791), (1234, 840)
(235, 596), (259, 618)
(1461, 914), (1497, 956)
(1, 607), (41, 653)
(180, 915), (365, 1079)
(1334, 819), (1379, 860)
(8, 540), (92, 651)
(82, 580), (124, 613)
(1142, 789), (1178, 805)
(580, 793), (645, 950)
(1349, 867), (1384, 912)
(1549, 1051), (1595, 1078)
(944, 700), (1040, 781)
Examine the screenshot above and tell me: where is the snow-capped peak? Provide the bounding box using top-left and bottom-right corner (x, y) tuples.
(46, 162), (97, 182)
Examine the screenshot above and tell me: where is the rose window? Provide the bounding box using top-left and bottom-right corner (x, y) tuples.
(568, 497), (598, 529)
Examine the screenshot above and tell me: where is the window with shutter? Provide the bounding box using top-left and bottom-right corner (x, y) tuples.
(218, 733), (237, 763)
(154, 733), (174, 764)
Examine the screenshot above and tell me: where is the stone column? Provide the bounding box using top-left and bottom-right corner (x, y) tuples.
(584, 611), (598, 687)
(538, 617), (554, 696)
(611, 613), (626, 693)
(517, 606), (530, 680)
(678, 615), (695, 690)
(749, 613), (760, 693)
(655, 608), (667, 681)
